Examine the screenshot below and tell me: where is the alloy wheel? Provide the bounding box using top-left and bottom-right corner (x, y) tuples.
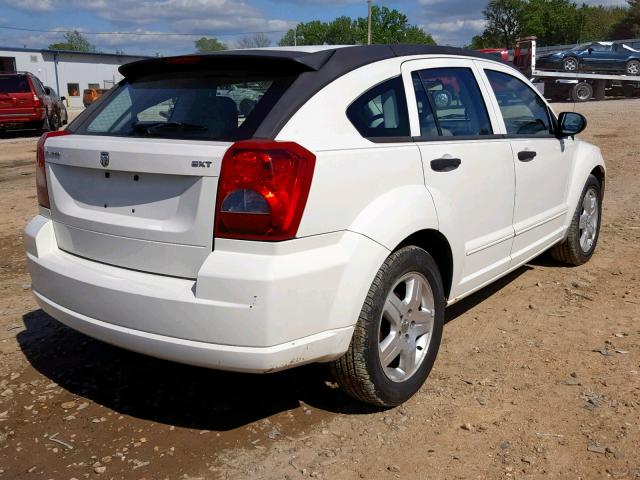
(378, 272), (435, 382)
(579, 187), (599, 253)
(564, 58), (578, 71)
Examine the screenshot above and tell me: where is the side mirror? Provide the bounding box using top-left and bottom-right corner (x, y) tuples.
(44, 86), (51, 95)
(587, 47), (594, 54)
(60, 96), (66, 101)
(557, 112), (587, 137)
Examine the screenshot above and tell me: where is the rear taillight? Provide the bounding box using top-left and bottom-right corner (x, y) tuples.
(214, 140), (316, 241)
(36, 130), (71, 208)
(33, 95), (41, 107)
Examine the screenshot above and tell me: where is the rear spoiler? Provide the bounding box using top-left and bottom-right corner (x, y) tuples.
(119, 49), (336, 79)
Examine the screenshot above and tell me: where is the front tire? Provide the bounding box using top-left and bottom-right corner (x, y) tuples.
(563, 56), (579, 72)
(550, 174), (602, 266)
(331, 246), (445, 407)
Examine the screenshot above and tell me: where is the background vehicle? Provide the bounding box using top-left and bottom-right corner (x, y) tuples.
(514, 37), (640, 102)
(0, 72), (58, 132)
(25, 45), (605, 406)
(82, 88), (107, 108)
(537, 41), (640, 75)
(478, 48), (509, 61)
(44, 86), (68, 128)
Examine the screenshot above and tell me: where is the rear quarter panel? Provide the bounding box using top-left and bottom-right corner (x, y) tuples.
(277, 57), (440, 249)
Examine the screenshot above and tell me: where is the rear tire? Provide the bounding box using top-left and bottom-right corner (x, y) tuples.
(331, 246), (445, 407)
(626, 60), (640, 76)
(550, 174), (602, 266)
(571, 82), (593, 102)
(49, 111), (60, 131)
(39, 112), (51, 133)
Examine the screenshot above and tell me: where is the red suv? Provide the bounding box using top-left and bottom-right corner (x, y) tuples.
(0, 72), (60, 133)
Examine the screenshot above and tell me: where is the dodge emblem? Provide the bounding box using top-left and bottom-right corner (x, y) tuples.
(100, 152), (110, 167)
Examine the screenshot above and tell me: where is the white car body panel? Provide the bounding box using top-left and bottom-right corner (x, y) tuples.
(25, 49), (606, 373)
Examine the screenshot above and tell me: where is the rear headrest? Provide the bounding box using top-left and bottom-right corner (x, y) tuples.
(185, 94), (237, 138)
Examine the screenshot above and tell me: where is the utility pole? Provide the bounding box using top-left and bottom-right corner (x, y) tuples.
(367, 0), (372, 45)
(294, 26), (297, 47)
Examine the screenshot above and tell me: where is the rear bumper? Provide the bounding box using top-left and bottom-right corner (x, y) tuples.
(0, 109), (46, 128)
(25, 215), (388, 372)
(33, 290), (354, 373)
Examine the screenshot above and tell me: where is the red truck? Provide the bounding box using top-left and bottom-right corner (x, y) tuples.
(0, 72), (62, 133)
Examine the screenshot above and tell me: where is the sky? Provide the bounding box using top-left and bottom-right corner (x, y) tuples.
(0, 0), (630, 56)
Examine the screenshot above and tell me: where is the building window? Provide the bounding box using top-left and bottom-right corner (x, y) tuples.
(0, 56), (16, 73)
(67, 83), (80, 97)
(88, 83), (100, 89)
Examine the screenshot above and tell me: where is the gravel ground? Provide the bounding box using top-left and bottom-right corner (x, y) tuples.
(0, 100), (638, 480)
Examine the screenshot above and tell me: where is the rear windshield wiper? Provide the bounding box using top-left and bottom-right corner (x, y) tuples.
(132, 121), (208, 134)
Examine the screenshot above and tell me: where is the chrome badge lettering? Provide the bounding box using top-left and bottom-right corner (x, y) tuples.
(45, 150), (61, 159)
(191, 161), (212, 168)
(100, 152), (110, 168)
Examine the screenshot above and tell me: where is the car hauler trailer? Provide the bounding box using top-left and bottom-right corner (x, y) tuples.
(513, 37), (640, 102)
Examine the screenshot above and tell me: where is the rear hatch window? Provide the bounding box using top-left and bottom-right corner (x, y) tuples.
(0, 75), (31, 93)
(76, 71), (295, 141)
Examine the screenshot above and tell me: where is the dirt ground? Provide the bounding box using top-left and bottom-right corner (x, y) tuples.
(0, 100), (638, 480)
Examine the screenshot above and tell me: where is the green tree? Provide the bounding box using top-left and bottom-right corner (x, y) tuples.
(49, 30), (95, 52)
(354, 6), (435, 44)
(523, 0), (582, 45)
(483, 0), (527, 48)
(577, 4), (627, 42)
(611, 0), (640, 39)
(278, 6), (434, 46)
(194, 37), (226, 52)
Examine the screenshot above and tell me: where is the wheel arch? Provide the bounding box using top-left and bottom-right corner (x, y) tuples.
(564, 141), (606, 233)
(590, 164), (605, 196)
(395, 229), (454, 300)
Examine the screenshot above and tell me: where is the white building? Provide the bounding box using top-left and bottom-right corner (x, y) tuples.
(0, 47), (149, 109)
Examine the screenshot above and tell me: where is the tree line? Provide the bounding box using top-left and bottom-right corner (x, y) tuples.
(471, 0), (640, 49)
(47, 1), (640, 54)
(194, 6), (434, 52)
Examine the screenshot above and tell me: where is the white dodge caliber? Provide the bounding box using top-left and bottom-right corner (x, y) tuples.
(25, 45), (605, 406)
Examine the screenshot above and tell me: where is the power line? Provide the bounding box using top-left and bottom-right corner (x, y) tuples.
(0, 25), (290, 38)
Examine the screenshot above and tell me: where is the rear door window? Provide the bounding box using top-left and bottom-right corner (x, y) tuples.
(412, 67), (493, 137)
(485, 70), (552, 136)
(346, 76), (410, 139)
(0, 75), (30, 93)
(80, 73), (293, 141)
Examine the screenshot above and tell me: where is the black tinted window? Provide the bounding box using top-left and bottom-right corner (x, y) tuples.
(80, 72), (295, 141)
(347, 76), (410, 138)
(485, 70), (552, 136)
(413, 67), (493, 137)
(0, 75), (30, 93)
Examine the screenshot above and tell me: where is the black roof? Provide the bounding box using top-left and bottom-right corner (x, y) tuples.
(119, 44), (506, 79)
(72, 45), (509, 139)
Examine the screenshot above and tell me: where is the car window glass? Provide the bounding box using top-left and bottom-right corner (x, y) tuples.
(83, 73), (293, 141)
(411, 72), (438, 137)
(32, 78), (44, 95)
(413, 67), (493, 137)
(346, 76), (410, 138)
(0, 75), (30, 93)
(485, 70), (552, 136)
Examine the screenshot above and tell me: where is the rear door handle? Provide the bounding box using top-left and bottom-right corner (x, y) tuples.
(518, 150), (537, 162)
(431, 157), (461, 172)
